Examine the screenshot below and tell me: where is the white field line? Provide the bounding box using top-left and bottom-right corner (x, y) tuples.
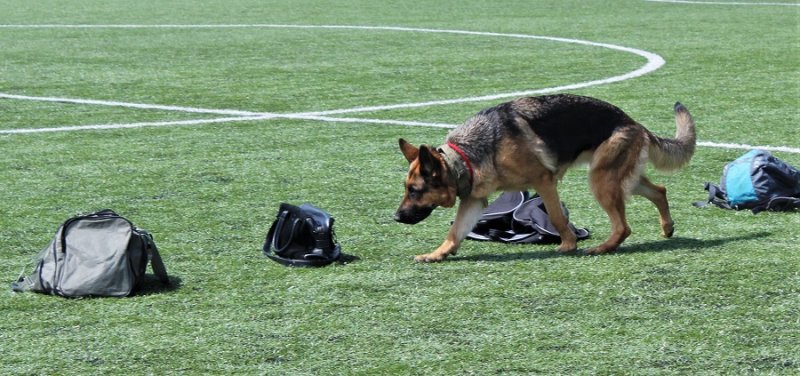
(0, 25), (664, 127)
(0, 93), (267, 117)
(0, 24), (666, 116)
(6, 112), (797, 154)
(1, 24), (797, 154)
(297, 116), (800, 154)
(0, 116), (273, 134)
(695, 141), (800, 154)
(0, 114), (455, 134)
(646, 0), (799, 5)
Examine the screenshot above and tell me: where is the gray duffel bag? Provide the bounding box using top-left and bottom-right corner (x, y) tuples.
(12, 210), (169, 297)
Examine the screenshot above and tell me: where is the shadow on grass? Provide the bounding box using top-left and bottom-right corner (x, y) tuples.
(336, 253), (361, 265)
(454, 232), (772, 263)
(136, 274), (183, 296)
(620, 231), (771, 255)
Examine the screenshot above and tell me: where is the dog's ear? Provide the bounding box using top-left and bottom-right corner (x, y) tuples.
(399, 138), (419, 164)
(418, 145), (443, 179)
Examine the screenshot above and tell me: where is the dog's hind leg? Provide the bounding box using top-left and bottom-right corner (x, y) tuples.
(632, 176), (674, 238)
(587, 171), (631, 255)
(415, 196), (487, 262)
(586, 131), (642, 255)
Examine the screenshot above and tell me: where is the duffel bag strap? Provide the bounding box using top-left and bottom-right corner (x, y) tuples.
(139, 230), (170, 285)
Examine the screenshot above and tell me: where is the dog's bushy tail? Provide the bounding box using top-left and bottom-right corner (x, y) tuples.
(648, 102), (696, 171)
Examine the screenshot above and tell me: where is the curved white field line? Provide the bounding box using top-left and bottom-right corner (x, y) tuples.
(1, 24), (797, 154)
(646, 0), (799, 5)
(0, 24), (666, 117)
(0, 24), (665, 134)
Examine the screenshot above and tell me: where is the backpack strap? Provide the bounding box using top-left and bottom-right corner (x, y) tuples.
(694, 182), (733, 209)
(10, 271), (34, 293)
(758, 196), (800, 214)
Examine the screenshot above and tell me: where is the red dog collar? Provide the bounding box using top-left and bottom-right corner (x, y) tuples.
(447, 141), (474, 185)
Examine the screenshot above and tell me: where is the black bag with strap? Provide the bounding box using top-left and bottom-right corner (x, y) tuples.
(466, 191), (590, 244)
(694, 149), (800, 213)
(263, 203), (341, 267)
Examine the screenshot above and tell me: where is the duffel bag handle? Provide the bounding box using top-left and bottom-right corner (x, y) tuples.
(270, 210), (305, 255)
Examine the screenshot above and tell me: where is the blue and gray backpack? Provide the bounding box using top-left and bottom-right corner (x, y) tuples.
(696, 149), (800, 213)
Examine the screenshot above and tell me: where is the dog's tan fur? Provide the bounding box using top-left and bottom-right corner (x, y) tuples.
(395, 94), (696, 262)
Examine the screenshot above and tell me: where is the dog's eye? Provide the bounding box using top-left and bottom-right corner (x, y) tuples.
(407, 186), (421, 199)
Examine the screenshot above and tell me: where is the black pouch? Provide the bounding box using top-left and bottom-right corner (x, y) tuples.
(466, 191), (529, 242)
(509, 195), (590, 244)
(466, 192), (590, 244)
(264, 203), (341, 267)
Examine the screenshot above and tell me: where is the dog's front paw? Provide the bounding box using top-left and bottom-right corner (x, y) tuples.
(414, 253), (446, 263)
(556, 242), (577, 253)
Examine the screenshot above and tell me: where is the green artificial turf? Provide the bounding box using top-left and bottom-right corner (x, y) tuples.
(1, 0), (798, 374)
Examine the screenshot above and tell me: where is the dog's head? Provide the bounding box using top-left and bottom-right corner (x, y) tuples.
(394, 138), (457, 224)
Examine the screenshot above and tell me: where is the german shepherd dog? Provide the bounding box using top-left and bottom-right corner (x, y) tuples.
(395, 94), (696, 262)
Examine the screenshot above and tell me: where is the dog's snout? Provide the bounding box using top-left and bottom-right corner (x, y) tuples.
(394, 209), (415, 224)
(394, 205), (435, 225)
